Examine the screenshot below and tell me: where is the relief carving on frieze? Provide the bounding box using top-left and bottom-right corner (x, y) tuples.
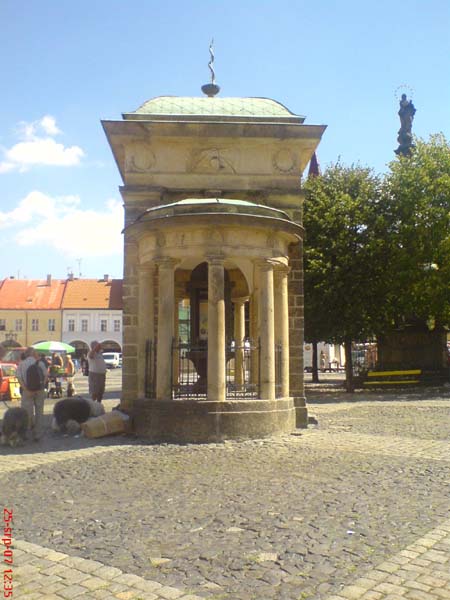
(125, 141), (156, 173)
(189, 147), (236, 174)
(272, 148), (298, 174)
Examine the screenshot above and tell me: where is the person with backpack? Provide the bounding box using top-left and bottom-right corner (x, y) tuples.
(17, 347), (48, 442)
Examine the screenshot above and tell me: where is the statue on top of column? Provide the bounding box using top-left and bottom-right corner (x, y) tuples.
(395, 93), (416, 156)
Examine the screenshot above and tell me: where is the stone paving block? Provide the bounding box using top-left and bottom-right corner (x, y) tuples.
(360, 592), (383, 600)
(39, 563), (69, 577)
(113, 573), (145, 586)
(79, 576), (109, 591)
(95, 564), (123, 579)
(377, 560), (402, 573)
(130, 592), (159, 600)
(416, 573), (447, 587)
(386, 574), (406, 585)
(403, 590), (437, 600)
(157, 586), (185, 599)
(433, 590), (450, 599)
(404, 579), (432, 592)
(338, 585), (369, 599)
(374, 581), (407, 595)
(410, 558), (431, 568)
(116, 591), (139, 600)
(91, 590), (115, 599)
(44, 550), (68, 562)
(58, 583), (91, 598)
(420, 549), (448, 563)
(59, 568), (91, 585)
(133, 579), (163, 592)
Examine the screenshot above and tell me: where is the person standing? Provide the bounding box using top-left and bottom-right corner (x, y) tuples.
(17, 347), (48, 442)
(87, 341), (107, 402)
(64, 354), (76, 396)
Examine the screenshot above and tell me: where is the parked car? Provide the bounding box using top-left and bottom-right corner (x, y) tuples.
(0, 362), (21, 401)
(3, 348), (27, 364)
(102, 352), (121, 369)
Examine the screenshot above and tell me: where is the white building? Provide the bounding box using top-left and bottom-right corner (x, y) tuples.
(61, 276), (123, 356)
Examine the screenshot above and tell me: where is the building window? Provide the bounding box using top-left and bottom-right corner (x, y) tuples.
(31, 319), (39, 332)
(0, 319), (5, 331)
(113, 319), (121, 332)
(68, 319), (75, 332)
(81, 319), (88, 332)
(48, 319), (56, 332)
(100, 319), (107, 332)
(15, 319), (23, 332)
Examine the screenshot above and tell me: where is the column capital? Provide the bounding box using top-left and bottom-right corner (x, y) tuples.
(154, 257), (178, 270)
(254, 258), (276, 271)
(273, 262), (291, 278)
(232, 296), (250, 305)
(138, 263), (155, 275)
(206, 254), (225, 266)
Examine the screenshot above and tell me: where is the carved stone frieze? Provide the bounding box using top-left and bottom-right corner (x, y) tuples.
(273, 148), (298, 173)
(125, 141), (156, 173)
(188, 147), (237, 174)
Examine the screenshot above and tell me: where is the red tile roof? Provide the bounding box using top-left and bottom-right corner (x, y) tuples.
(0, 278), (123, 310)
(0, 278), (66, 310)
(62, 279), (123, 309)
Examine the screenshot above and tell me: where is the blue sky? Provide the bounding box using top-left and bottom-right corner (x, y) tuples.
(1, 0), (448, 280)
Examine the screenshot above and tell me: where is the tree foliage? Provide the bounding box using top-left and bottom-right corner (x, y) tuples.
(303, 163), (388, 345)
(302, 135), (450, 389)
(383, 134), (450, 329)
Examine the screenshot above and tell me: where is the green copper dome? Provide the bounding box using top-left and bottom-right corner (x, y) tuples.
(123, 96), (305, 123)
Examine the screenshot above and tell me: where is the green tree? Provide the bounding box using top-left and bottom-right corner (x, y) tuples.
(303, 163), (388, 391)
(383, 134), (450, 330)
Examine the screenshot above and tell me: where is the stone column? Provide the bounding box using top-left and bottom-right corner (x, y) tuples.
(207, 256), (226, 402)
(257, 259), (275, 400)
(137, 264), (154, 398)
(250, 266), (260, 385)
(233, 297), (248, 386)
(274, 264), (290, 398)
(156, 258), (176, 401)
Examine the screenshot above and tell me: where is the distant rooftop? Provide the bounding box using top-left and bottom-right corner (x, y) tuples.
(123, 96), (305, 124)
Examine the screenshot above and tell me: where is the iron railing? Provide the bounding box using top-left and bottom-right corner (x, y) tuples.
(144, 339), (156, 399)
(171, 339), (261, 400)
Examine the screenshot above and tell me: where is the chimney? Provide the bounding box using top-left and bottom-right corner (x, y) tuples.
(103, 274), (109, 282)
(68, 272), (74, 281)
(46, 274), (52, 286)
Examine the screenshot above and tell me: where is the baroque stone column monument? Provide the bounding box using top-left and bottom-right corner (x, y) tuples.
(102, 78), (325, 442)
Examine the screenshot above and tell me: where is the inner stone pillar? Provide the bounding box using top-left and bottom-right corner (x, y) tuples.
(156, 257), (176, 401)
(138, 264), (154, 398)
(207, 256), (226, 402)
(250, 268), (260, 385)
(274, 264), (290, 398)
(257, 259), (275, 400)
(233, 297), (247, 385)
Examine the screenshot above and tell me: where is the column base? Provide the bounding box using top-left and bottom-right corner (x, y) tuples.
(293, 396), (308, 428)
(132, 397), (296, 443)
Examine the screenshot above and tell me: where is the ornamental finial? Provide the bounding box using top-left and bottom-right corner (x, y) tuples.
(201, 38), (220, 97)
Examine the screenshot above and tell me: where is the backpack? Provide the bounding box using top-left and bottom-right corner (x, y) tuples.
(26, 361), (45, 391)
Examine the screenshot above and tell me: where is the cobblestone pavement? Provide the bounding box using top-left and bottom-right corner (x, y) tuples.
(0, 382), (449, 599)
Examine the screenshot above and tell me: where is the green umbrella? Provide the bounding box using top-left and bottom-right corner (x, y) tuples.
(32, 341), (75, 354)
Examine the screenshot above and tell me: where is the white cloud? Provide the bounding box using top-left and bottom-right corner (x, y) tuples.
(0, 116), (84, 173)
(1, 192), (123, 259)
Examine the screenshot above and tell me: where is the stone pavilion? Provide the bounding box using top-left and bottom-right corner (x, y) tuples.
(102, 86), (325, 442)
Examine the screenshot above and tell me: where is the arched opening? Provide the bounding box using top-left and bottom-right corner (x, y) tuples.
(101, 339), (122, 353)
(170, 262), (256, 398)
(69, 340), (89, 360)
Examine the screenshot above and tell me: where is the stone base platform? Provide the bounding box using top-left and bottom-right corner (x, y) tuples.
(132, 397), (296, 443)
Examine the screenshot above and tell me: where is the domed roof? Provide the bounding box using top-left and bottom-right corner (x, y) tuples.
(123, 96), (305, 123)
(132, 198), (294, 224)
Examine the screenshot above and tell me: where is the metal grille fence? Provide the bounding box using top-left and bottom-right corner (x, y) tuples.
(171, 339), (261, 400)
